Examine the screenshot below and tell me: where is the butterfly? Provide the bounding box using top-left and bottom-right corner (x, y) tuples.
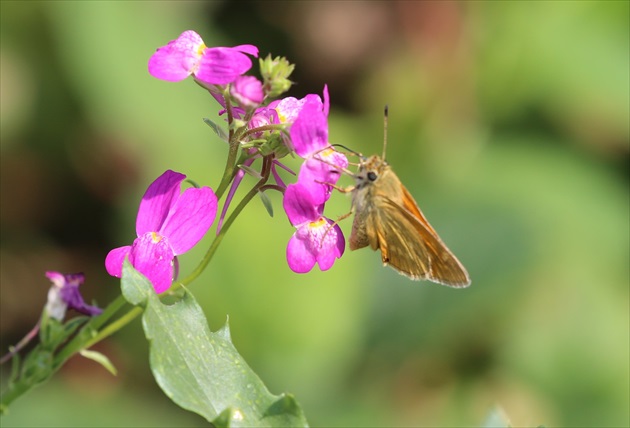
(343, 107), (470, 287)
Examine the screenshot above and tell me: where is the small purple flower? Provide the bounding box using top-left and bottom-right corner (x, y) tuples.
(148, 30), (258, 85)
(231, 75), (264, 109)
(105, 170), (217, 294)
(45, 272), (102, 320)
(283, 183), (344, 273)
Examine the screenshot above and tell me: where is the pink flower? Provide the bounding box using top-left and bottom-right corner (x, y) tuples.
(105, 170), (217, 293)
(273, 85), (328, 125)
(283, 182), (344, 273)
(148, 30), (258, 85)
(289, 92), (348, 203)
(231, 75), (264, 109)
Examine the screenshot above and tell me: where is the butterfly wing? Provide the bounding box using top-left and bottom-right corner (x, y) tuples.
(371, 194), (471, 287)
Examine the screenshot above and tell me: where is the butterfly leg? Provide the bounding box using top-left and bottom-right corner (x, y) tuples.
(318, 208), (354, 249)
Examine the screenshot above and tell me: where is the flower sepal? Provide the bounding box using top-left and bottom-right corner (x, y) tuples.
(38, 311), (65, 350)
(203, 117), (229, 142)
(39, 312), (88, 352)
(256, 132), (292, 159)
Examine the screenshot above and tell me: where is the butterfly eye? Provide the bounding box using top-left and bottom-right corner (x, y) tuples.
(367, 171), (377, 182)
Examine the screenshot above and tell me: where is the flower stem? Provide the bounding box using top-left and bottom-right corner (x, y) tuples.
(0, 322), (40, 365)
(180, 155), (273, 286)
(215, 89), (240, 200)
(1, 294), (135, 410)
(52, 294), (130, 366)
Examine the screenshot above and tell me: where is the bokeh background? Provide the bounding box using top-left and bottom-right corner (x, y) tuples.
(1, 1), (628, 426)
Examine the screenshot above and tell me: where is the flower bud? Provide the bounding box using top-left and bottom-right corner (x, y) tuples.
(259, 55), (295, 98)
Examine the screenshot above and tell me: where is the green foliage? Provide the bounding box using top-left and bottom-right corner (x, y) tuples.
(120, 262), (308, 427)
(0, 315), (90, 412)
(78, 350), (118, 376)
(204, 117), (230, 143)
(259, 190), (274, 217)
(1, 1), (628, 426)
(259, 55), (295, 98)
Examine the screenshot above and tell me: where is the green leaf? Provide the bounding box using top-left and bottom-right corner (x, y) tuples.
(238, 163), (263, 179)
(259, 191), (274, 217)
(203, 117), (229, 142)
(79, 349), (117, 376)
(120, 262), (308, 427)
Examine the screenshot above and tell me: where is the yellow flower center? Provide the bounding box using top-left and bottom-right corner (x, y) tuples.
(310, 218), (327, 228)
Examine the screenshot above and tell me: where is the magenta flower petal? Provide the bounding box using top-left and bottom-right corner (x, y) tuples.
(290, 100), (329, 158)
(231, 75), (264, 109)
(286, 218), (344, 274)
(160, 186), (217, 255)
(105, 246), (132, 277)
(130, 233), (175, 294)
(196, 47), (254, 85)
(314, 220), (345, 270)
(275, 97), (306, 124)
(286, 230), (317, 273)
(283, 183), (321, 226)
(136, 170), (185, 236)
(297, 148), (348, 203)
(233, 44), (259, 57)
(148, 30), (205, 82)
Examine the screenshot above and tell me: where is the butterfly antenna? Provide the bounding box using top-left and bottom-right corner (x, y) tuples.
(331, 143), (361, 158)
(383, 105), (389, 160)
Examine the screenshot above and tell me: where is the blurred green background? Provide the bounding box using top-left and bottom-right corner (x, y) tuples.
(1, 1), (628, 426)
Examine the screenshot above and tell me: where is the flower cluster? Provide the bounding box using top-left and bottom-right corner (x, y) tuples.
(104, 30), (349, 294)
(281, 89), (348, 273)
(0, 29), (359, 412)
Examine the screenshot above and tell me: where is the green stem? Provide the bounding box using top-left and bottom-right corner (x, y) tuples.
(0, 294), (134, 410)
(2, 82), (286, 412)
(80, 307), (143, 351)
(52, 294), (129, 366)
(1, 379), (30, 412)
(215, 90), (239, 200)
(179, 155), (274, 286)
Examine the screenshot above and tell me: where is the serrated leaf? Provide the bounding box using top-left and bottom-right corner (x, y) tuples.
(120, 262), (308, 427)
(79, 349), (117, 376)
(203, 118), (229, 142)
(259, 191), (274, 217)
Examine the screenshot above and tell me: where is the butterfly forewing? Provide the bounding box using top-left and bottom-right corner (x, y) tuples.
(349, 155), (470, 287)
(377, 196), (470, 287)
